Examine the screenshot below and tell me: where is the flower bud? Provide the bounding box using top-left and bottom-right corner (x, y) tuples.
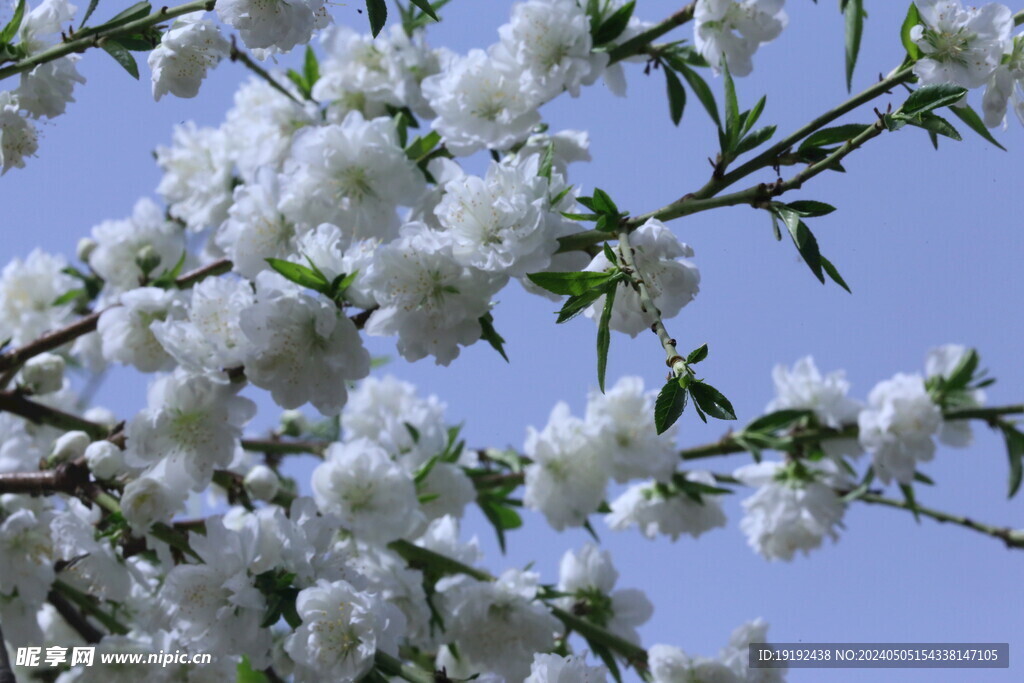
(85, 440), (124, 480)
(135, 245), (162, 277)
(76, 237), (97, 264)
(83, 407), (118, 430)
(244, 464), (280, 501)
(20, 353), (65, 394)
(50, 430), (91, 464)
(278, 410), (308, 438)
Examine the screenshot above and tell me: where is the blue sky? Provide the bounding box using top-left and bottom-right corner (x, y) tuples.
(3, 1), (1023, 681)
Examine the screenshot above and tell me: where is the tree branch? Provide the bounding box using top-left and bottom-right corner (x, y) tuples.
(0, 391), (109, 439)
(47, 588), (105, 644)
(856, 493), (1024, 549)
(0, 0), (217, 82)
(607, 3), (696, 65)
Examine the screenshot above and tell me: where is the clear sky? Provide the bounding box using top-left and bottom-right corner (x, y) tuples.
(3, 1), (1023, 681)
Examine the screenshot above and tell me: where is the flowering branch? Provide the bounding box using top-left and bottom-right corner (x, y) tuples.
(228, 36), (305, 106)
(0, 390), (109, 439)
(175, 257), (232, 288)
(856, 493), (1024, 549)
(389, 540), (650, 672)
(0, 311), (102, 374)
(616, 228), (687, 377)
(240, 438), (328, 457)
(0, 0), (216, 82)
(607, 2), (696, 65)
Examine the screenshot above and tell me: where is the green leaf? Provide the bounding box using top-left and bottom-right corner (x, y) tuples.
(556, 287), (608, 324)
(103, 1), (150, 28)
(303, 45), (319, 89)
(365, 0), (387, 36)
(722, 59), (740, 151)
(592, 0), (634, 45)
(799, 123), (871, 150)
(899, 483), (921, 523)
(820, 255), (852, 293)
(478, 312), (509, 362)
(654, 377), (688, 434)
(265, 258), (328, 292)
(688, 381), (737, 421)
(52, 288), (86, 306)
(479, 498), (522, 553)
(913, 471), (935, 486)
(999, 423), (1023, 498)
(236, 657), (270, 683)
(901, 84), (967, 116)
(601, 243), (618, 265)
(596, 280), (616, 392)
(948, 104), (1007, 151)
(900, 2), (921, 59)
(404, 130), (442, 162)
(286, 69), (307, 97)
(785, 200), (837, 217)
(744, 409), (812, 434)
(733, 125), (776, 156)
(590, 188), (618, 215)
(101, 39), (139, 79)
(407, 0), (438, 21)
(526, 271), (614, 296)
(844, 0), (864, 91)
(944, 348), (979, 391)
(687, 343), (708, 364)
(671, 59), (721, 128)
(1, 0), (26, 43)
(664, 66), (686, 126)
(538, 141), (555, 180)
(738, 95), (766, 140)
(775, 207), (824, 283)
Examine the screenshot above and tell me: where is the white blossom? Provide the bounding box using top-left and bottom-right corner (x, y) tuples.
(313, 25), (442, 120)
(734, 460), (846, 561)
(152, 274), (255, 375)
(436, 570), (561, 681)
(586, 376), (679, 482)
(0, 92), (38, 173)
(0, 508), (54, 603)
(98, 287), (183, 372)
(15, 56), (85, 119)
(557, 543), (653, 645)
(126, 369), (256, 487)
(0, 248), (76, 345)
(84, 440), (124, 480)
(20, 352), (65, 394)
(363, 223), (505, 365)
(285, 579), (405, 682)
(525, 653), (609, 683)
(244, 464), (281, 501)
(312, 438), (424, 543)
(983, 34), (1024, 127)
(49, 430), (90, 463)
(422, 48), (541, 155)
(605, 471), (728, 541)
(523, 402), (609, 530)
(215, 169), (296, 279)
(148, 12), (230, 101)
(155, 123), (234, 232)
(498, 0), (607, 100)
(694, 0), (788, 77)
(858, 373), (941, 484)
(584, 219), (700, 337)
(767, 356), (863, 459)
(278, 112), (425, 238)
(217, 0), (327, 52)
(911, 0), (1013, 89)
(88, 197), (187, 296)
(239, 271), (370, 415)
(924, 343), (985, 448)
(435, 153), (576, 277)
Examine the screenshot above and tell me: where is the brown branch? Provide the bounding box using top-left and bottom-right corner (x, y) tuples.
(0, 460), (91, 495)
(47, 589), (104, 644)
(175, 258), (233, 289)
(0, 391), (109, 439)
(0, 311), (103, 374)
